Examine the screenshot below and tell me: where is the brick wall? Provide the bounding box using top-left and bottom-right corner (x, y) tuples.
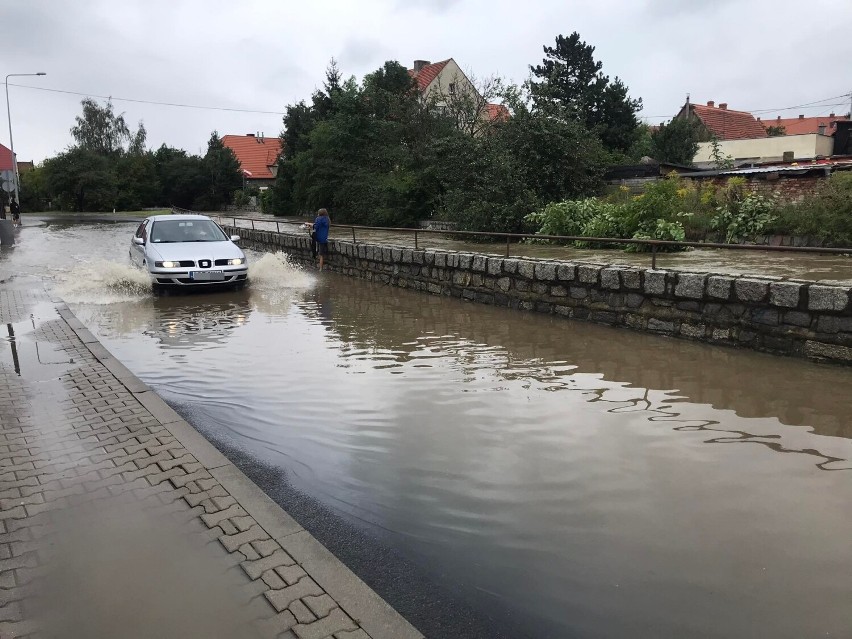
(689, 174), (825, 201)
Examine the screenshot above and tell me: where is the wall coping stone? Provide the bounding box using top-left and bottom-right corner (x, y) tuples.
(808, 285), (849, 312)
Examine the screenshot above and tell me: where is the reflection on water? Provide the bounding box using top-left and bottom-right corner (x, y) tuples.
(9, 223), (852, 638)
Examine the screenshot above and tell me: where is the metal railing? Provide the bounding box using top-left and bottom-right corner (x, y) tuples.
(206, 213), (852, 270)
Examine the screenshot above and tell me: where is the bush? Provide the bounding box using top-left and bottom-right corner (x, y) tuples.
(526, 173), (691, 251)
(769, 173), (852, 246)
(709, 179), (777, 243)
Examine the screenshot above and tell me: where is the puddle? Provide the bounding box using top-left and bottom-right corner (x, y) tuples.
(0, 302), (75, 382)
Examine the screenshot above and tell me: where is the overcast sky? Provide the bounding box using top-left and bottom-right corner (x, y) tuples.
(4, 0), (852, 162)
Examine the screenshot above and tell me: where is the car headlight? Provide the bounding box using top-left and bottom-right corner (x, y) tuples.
(155, 261), (180, 268)
(227, 258), (245, 265)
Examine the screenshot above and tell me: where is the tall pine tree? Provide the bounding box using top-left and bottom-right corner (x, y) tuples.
(530, 32), (642, 153)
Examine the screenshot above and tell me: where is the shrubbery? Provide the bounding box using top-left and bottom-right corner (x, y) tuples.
(526, 173), (787, 251)
(768, 173), (852, 247)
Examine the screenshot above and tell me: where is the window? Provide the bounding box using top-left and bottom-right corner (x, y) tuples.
(150, 219), (228, 243)
(448, 82), (457, 96)
(135, 221), (148, 242)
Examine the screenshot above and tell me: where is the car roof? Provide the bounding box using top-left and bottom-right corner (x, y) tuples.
(146, 214), (213, 222)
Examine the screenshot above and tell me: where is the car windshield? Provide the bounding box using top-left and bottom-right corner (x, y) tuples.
(149, 219), (228, 243)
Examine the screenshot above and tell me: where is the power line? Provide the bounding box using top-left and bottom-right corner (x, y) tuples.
(7, 82), (286, 116)
(10, 80), (851, 123)
(640, 93), (852, 121)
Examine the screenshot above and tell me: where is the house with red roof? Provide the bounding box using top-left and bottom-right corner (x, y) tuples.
(677, 100), (767, 141)
(0, 143), (14, 172)
(758, 113), (850, 137)
(407, 59), (508, 134)
(221, 134), (282, 189)
(676, 100), (840, 167)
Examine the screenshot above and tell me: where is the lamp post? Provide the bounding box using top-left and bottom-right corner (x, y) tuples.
(5, 72), (46, 204)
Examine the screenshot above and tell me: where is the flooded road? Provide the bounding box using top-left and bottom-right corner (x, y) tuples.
(3, 221), (852, 638)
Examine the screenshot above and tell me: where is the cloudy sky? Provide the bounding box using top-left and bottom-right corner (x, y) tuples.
(4, 0), (852, 162)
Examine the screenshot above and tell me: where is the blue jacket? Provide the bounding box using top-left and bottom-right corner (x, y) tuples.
(313, 216), (329, 243)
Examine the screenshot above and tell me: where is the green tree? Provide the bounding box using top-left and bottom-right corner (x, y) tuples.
(198, 131), (242, 210)
(70, 98), (144, 155)
(709, 136), (735, 169)
(765, 124), (786, 137)
(42, 148), (117, 211)
(19, 166), (48, 211)
(650, 118), (700, 165)
(114, 152), (159, 210)
(153, 145), (206, 208)
(530, 32), (643, 152)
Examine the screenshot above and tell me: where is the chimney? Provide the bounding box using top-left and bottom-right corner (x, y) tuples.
(798, 114), (804, 119)
(757, 116), (761, 121)
(719, 103), (728, 110)
(413, 60), (430, 72)
(829, 112), (835, 117)
(707, 100), (715, 107)
(776, 116), (781, 121)
(246, 133), (255, 137)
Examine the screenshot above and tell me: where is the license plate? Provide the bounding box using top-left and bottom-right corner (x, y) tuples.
(189, 270), (224, 281)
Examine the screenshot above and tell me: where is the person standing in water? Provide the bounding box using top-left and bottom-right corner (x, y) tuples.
(312, 208), (330, 271)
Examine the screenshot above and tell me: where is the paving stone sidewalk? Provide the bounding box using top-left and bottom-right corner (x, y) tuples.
(0, 286), (421, 639)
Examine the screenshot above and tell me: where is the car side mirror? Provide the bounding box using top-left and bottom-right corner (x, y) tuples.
(230, 235), (240, 242)
(133, 237), (145, 246)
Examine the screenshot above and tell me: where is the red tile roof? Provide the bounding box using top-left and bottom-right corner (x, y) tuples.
(221, 135), (282, 180)
(0, 143), (13, 172)
(689, 103), (767, 140)
(759, 114), (850, 136)
(485, 103), (509, 122)
(408, 60), (450, 92)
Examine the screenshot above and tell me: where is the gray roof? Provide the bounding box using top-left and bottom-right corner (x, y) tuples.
(681, 163), (852, 178)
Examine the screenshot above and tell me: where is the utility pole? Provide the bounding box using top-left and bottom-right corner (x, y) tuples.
(4, 72), (46, 204)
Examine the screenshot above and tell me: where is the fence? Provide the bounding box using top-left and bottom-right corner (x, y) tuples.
(205, 212), (852, 270)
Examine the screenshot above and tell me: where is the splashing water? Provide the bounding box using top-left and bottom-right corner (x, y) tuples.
(56, 260), (152, 304)
(248, 252), (314, 290)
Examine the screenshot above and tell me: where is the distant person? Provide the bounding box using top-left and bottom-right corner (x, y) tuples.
(9, 199), (20, 227)
(312, 208), (330, 271)
(1, 201), (7, 220)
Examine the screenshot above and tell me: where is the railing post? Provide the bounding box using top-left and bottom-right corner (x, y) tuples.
(651, 243), (657, 269)
(233, 218), (236, 227)
(251, 219), (255, 230)
(351, 226), (356, 243)
(506, 235), (510, 258)
(276, 221), (280, 233)
(415, 230), (419, 249)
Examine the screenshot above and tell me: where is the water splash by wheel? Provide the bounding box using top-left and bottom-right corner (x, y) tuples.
(56, 260), (152, 304)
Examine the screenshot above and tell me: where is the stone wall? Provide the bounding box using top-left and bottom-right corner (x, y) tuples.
(685, 173), (825, 202)
(229, 226), (852, 365)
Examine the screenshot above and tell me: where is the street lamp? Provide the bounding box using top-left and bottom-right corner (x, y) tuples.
(5, 72), (46, 205)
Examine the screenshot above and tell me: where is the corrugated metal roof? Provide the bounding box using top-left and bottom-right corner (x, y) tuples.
(681, 162), (852, 178)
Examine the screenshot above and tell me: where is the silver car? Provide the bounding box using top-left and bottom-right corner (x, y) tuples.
(130, 214), (248, 291)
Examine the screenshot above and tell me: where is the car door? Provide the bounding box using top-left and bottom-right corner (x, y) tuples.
(130, 220), (148, 267)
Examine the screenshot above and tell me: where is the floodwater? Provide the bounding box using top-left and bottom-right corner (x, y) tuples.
(3, 221), (852, 639)
(213, 215), (852, 284)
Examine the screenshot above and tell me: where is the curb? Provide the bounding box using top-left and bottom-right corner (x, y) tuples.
(53, 301), (424, 639)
